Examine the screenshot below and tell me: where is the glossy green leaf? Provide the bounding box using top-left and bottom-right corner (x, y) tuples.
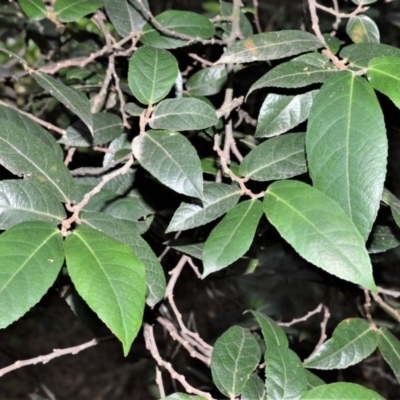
(255, 91), (317, 138)
(264, 180), (377, 292)
(54, 0), (103, 23)
(378, 328), (400, 384)
(166, 183), (240, 232)
(347, 15), (380, 43)
(186, 66), (227, 96)
(304, 318), (378, 369)
(300, 382), (385, 400)
(216, 30), (323, 64)
(18, 0), (46, 20)
(104, 0), (148, 38)
(382, 189), (400, 228)
(150, 98), (218, 131)
(240, 132), (306, 181)
(368, 225), (400, 254)
(211, 326), (261, 398)
(128, 46), (178, 105)
(64, 226), (146, 355)
(323, 34), (342, 55)
(265, 346), (308, 400)
(203, 199), (263, 278)
(0, 221), (64, 329)
(0, 180), (66, 229)
(162, 394), (206, 400)
(305, 370), (325, 389)
(140, 10), (215, 49)
(241, 373), (265, 400)
(92, 112), (123, 145)
(166, 240), (204, 260)
(0, 119), (75, 203)
(132, 130), (203, 199)
(306, 71), (387, 241)
(367, 56), (400, 109)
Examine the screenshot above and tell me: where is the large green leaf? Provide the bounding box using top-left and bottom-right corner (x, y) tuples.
(300, 383), (385, 400)
(80, 211), (165, 307)
(211, 326), (261, 398)
(304, 318), (378, 369)
(367, 56), (400, 109)
(54, 0), (103, 23)
(378, 328), (400, 384)
(265, 346), (308, 400)
(241, 373), (265, 400)
(132, 130), (203, 199)
(128, 46), (178, 105)
(255, 91), (317, 138)
(0, 118), (75, 203)
(306, 71), (387, 241)
(0, 221), (64, 329)
(240, 132), (306, 181)
(382, 189), (400, 228)
(166, 183), (240, 232)
(64, 226), (146, 355)
(150, 98), (218, 131)
(216, 30), (323, 64)
(186, 66), (227, 96)
(18, 0), (46, 20)
(263, 180), (377, 292)
(203, 199), (263, 278)
(346, 15), (380, 44)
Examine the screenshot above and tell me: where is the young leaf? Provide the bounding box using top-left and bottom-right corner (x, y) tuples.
(255, 91), (317, 138)
(303, 318), (378, 369)
(150, 98), (218, 131)
(263, 180), (378, 292)
(0, 118), (76, 203)
(128, 46), (178, 105)
(378, 328), (400, 384)
(54, 0), (103, 23)
(211, 326), (261, 398)
(305, 370), (325, 389)
(382, 189), (400, 228)
(132, 130), (203, 199)
(306, 71), (387, 241)
(203, 199), (263, 278)
(18, 0), (46, 20)
(166, 183), (241, 232)
(346, 15), (380, 44)
(216, 30), (323, 64)
(265, 346), (308, 400)
(367, 56), (400, 109)
(368, 225), (400, 254)
(0, 221), (64, 329)
(186, 66), (227, 96)
(241, 373), (265, 400)
(64, 226), (146, 355)
(240, 132), (307, 181)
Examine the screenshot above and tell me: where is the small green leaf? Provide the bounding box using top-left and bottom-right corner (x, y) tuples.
(368, 225), (400, 254)
(265, 346), (308, 400)
(211, 326), (261, 398)
(378, 328), (400, 384)
(186, 66), (227, 96)
(305, 370), (325, 389)
(0, 221), (64, 329)
(124, 103), (145, 117)
(382, 189), (400, 228)
(255, 91), (317, 138)
(128, 46), (178, 105)
(150, 98), (218, 131)
(132, 130), (203, 199)
(241, 373), (265, 400)
(18, 0), (46, 20)
(240, 132), (306, 181)
(54, 0), (103, 23)
(304, 318), (378, 369)
(162, 394), (206, 400)
(166, 240), (204, 260)
(203, 199), (263, 278)
(64, 226), (146, 355)
(347, 15), (380, 43)
(264, 181), (377, 292)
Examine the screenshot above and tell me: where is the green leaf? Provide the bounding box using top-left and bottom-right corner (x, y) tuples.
(248, 53), (337, 93)
(220, 1), (253, 39)
(166, 183), (240, 232)
(305, 370), (325, 389)
(104, 0), (148, 38)
(378, 328), (400, 384)
(54, 0), (103, 23)
(132, 130), (203, 199)
(346, 15), (380, 44)
(306, 71), (387, 241)
(300, 382), (385, 400)
(165, 240), (204, 260)
(241, 373), (265, 400)
(186, 66), (227, 96)
(128, 46), (178, 105)
(240, 132), (306, 181)
(211, 326), (261, 398)
(367, 56), (400, 109)
(18, 0), (46, 20)
(263, 180), (377, 292)
(203, 199), (263, 278)
(0, 180), (66, 229)
(0, 118), (75, 203)
(351, 0), (377, 4)
(81, 212), (165, 308)
(140, 10), (215, 49)
(216, 30), (323, 64)
(124, 103), (145, 117)
(64, 226), (146, 355)
(265, 346), (308, 400)
(249, 311), (289, 348)
(92, 113), (123, 145)
(368, 225), (400, 254)
(255, 91), (317, 138)
(304, 318), (378, 369)
(382, 189), (400, 228)
(150, 98), (218, 131)
(162, 394), (206, 400)
(0, 221), (64, 329)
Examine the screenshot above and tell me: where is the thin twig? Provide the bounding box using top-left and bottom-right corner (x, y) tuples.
(278, 303), (323, 327)
(364, 289), (374, 324)
(252, 0), (263, 34)
(377, 286), (400, 298)
(155, 367), (166, 398)
(64, 147), (76, 166)
(371, 292), (400, 323)
(70, 153), (131, 176)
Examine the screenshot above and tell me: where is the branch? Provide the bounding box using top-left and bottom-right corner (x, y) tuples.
(278, 303), (323, 327)
(371, 292), (400, 323)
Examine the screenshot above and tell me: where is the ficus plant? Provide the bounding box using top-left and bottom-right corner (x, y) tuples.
(1, 0), (400, 398)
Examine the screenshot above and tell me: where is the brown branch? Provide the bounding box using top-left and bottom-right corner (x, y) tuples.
(64, 147), (76, 166)
(155, 367), (166, 398)
(377, 286), (400, 298)
(70, 153), (131, 176)
(278, 303), (323, 327)
(315, 1), (368, 19)
(371, 292), (400, 323)
(363, 289), (374, 324)
(252, 0), (263, 34)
